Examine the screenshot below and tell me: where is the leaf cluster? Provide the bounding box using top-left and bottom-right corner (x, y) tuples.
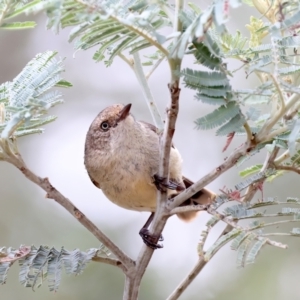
(203, 196), (300, 267)
(44, 0), (172, 66)
(0, 245), (110, 291)
(0, 51), (71, 145)
(0, 0), (42, 29)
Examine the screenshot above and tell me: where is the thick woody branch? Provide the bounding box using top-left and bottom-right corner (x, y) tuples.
(4, 153), (134, 272)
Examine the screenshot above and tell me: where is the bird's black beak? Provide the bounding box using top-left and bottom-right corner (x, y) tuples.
(117, 103), (132, 122)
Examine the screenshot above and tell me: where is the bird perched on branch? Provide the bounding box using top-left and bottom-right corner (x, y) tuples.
(84, 103), (216, 249)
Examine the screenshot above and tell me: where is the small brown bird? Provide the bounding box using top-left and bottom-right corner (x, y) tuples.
(84, 103), (215, 248)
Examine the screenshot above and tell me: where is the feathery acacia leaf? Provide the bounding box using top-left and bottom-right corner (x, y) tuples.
(0, 245), (110, 290)
(216, 114), (246, 136)
(0, 51), (71, 140)
(181, 68), (230, 87)
(192, 38), (222, 71)
(204, 228), (241, 260)
(0, 21), (36, 29)
(239, 164), (263, 177)
(44, 0), (171, 63)
(245, 239), (267, 265)
(195, 101), (240, 130)
(236, 233), (256, 267)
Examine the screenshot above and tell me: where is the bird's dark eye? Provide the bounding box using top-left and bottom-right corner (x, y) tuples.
(100, 121), (110, 131)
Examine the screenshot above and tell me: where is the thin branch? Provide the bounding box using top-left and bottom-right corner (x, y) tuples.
(274, 149), (290, 164)
(166, 258), (207, 300)
(263, 125), (289, 142)
(169, 204), (208, 216)
(242, 183), (259, 202)
(261, 233), (297, 237)
(284, 101), (300, 121)
(4, 153), (134, 272)
(275, 165), (300, 174)
(237, 213), (300, 220)
(256, 93), (300, 142)
(92, 256), (125, 269)
(145, 56), (165, 80)
(118, 53), (134, 69)
(132, 52), (164, 129)
(168, 142), (251, 209)
(262, 237), (288, 249)
(250, 219), (300, 230)
(244, 122), (254, 144)
(207, 209), (289, 250)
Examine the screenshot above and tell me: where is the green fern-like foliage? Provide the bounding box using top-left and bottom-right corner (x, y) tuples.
(0, 51), (71, 141)
(0, 245), (110, 291)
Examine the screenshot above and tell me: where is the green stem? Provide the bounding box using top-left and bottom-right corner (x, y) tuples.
(132, 52), (164, 129)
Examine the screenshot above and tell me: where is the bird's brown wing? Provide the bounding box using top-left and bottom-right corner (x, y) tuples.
(139, 120), (175, 148)
(139, 120), (158, 134)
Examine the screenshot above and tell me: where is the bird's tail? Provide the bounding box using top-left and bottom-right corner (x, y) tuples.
(176, 177), (216, 222)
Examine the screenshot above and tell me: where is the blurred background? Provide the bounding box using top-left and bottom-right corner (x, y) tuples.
(1, 1), (300, 299)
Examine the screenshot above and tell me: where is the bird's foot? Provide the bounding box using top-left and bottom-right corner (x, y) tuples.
(139, 228), (164, 250)
(153, 174), (184, 192)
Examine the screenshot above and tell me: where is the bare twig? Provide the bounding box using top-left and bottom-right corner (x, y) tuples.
(169, 204), (208, 216)
(145, 56), (165, 80)
(250, 219), (300, 230)
(166, 258), (207, 300)
(256, 93), (300, 142)
(284, 101), (300, 121)
(243, 183), (259, 202)
(237, 213), (300, 220)
(92, 256), (125, 269)
(118, 53), (134, 69)
(169, 142), (252, 209)
(256, 237), (288, 249)
(244, 122), (254, 144)
(3, 153), (134, 273)
(275, 165), (300, 174)
(274, 149), (290, 164)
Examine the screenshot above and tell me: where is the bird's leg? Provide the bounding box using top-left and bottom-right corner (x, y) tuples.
(153, 174), (184, 192)
(139, 212), (164, 250)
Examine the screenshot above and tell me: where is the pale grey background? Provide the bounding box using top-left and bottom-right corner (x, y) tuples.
(1, 2), (300, 300)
